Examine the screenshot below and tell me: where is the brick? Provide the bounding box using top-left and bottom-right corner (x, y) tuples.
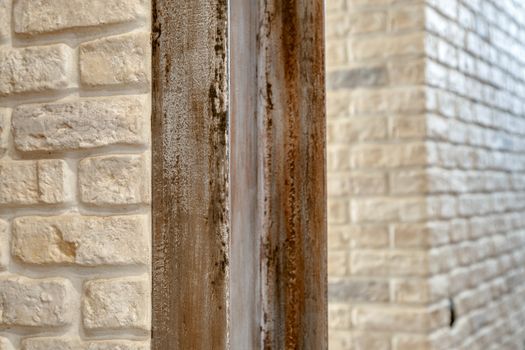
(20, 338), (149, 350)
(327, 66), (387, 89)
(328, 172), (386, 196)
(0, 220), (8, 269)
(12, 215), (149, 266)
(388, 5), (425, 31)
(351, 250), (429, 276)
(351, 143), (427, 168)
(351, 197), (428, 223)
(390, 169), (427, 194)
(393, 335), (432, 350)
(87, 340), (150, 350)
(353, 305), (445, 332)
(388, 58), (426, 85)
(329, 303), (352, 329)
(83, 277), (150, 331)
(329, 278), (389, 302)
(0, 45), (73, 96)
(13, 96), (148, 152)
(327, 118), (387, 143)
(21, 338), (81, 350)
(328, 251), (349, 277)
(351, 332), (390, 350)
(79, 154), (150, 206)
(0, 276), (73, 327)
(390, 115), (427, 139)
(0, 0), (8, 42)
(0, 109), (8, 157)
(0, 160), (71, 206)
(14, 0), (147, 35)
(347, 224), (389, 248)
(349, 11), (386, 34)
(80, 32), (151, 88)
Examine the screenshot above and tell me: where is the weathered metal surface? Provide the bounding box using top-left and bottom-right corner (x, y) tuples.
(152, 0), (326, 348)
(258, 0), (327, 348)
(151, 0), (229, 349)
(230, 0), (261, 348)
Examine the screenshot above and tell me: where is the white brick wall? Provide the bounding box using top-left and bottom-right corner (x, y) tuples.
(0, 0), (151, 348)
(327, 0), (525, 349)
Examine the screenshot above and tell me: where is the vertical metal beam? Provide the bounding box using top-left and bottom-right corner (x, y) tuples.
(258, 1), (327, 348)
(152, 0), (326, 348)
(151, 0), (229, 349)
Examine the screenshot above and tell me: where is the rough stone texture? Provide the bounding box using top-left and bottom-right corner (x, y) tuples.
(0, 220), (8, 269)
(21, 338), (149, 350)
(80, 32), (151, 88)
(0, 276), (73, 327)
(21, 338), (81, 350)
(87, 340), (150, 350)
(0, 108), (8, 157)
(83, 277), (150, 332)
(79, 154), (150, 206)
(0, 160), (71, 206)
(13, 96), (148, 152)
(0, 45), (73, 96)
(12, 215), (149, 266)
(0, 0), (152, 345)
(0, 0), (8, 42)
(13, 0), (148, 35)
(327, 0), (525, 349)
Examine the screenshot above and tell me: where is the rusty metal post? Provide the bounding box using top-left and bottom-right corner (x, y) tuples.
(152, 0), (326, 348)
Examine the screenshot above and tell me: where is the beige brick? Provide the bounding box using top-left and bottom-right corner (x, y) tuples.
(390, 115), (427, 139)
(20, 338), (149, 350)
(351, 250), (429, 276)
(329, 303), (353, 329)
(14, 0), (147, 35)
(351, 332), (390, 350)
(351, 143), (427, 168)
(80, 32), (151, 88)
(349, 11), (387, 34)
(327, 117), (387, 143)
(389, 5), (425, 31)
(351, 33), (424, 61)
(328, 199), (350, 224)
(328, 172), (386, 196)
(0, 220), (8, 269)
(351, 197), (428, 223)
(353, 306), (444, 332)
(13, 96), (148, 153)
(83, 277), (150, 332)
(21, 338), (81, 350)
(328, 251), (349, 277)
(0, 109), (8, 157)
(0, 0), (8, 42)
(12, 215), (149, 266)
(329, 278), (389, 302)
(0, 160), (71, 206)
(0, 45), (73, 96)
(388, 58), (426, 85)
(0, 338), (13, 350)
(393, 222), (450, 248)
(392, 279), (432, 304)
(79, 154), (150, 206)
(0, 276), (73, 327)
(393, 335), (432, 350)
(87, 340), (150, 350)
(348, 224), (389, 248)
(390, 169), (427, 194)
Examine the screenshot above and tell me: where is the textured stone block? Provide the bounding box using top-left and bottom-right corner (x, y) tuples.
(329, 278), (389, 302)
(12, 215), (149, 266)
(13, 96), (148, 152)
(0, 160), (71, 205)
(353, 306), (433, 332)
(21, 338), (81, 350)
(80, 32), (151, 88)
(87, 340), (150, 350)
(0, 45), (73, 96)
(79, 154), (150, 206)
(0, 0), (8, 42)
(327, 66), (387, 89)
(0, 109), (8, 157)
(83, 277), (150, 331)
(351, 250), (429, 276)
(0, 276), (73, 327)
(14, 0), (147, 35)
(0, 220), (8, 269)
